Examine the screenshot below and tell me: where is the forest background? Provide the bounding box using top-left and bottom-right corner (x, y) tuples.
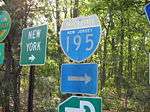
(0, 0), (150, 112)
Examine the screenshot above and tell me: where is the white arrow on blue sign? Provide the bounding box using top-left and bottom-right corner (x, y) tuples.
(60, 15), (101, 62)
(144, 3), (150, 22)
(60, 63), (98, 95)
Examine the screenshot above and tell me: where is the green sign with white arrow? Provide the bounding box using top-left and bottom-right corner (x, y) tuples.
(20, 24), (48, 65)
(58, 96), (102, 112)
(0, 44), (4, 64)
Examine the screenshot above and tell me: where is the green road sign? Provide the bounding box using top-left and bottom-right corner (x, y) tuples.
(20, 24), (48, 65)
(0, 44), (4, 64)
(0, 11), (11, 42)
(58, 96), (102, 112)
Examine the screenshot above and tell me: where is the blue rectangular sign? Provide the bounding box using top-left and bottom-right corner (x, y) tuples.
(60, 63), (98, 95)
(144, 3), (150, 22)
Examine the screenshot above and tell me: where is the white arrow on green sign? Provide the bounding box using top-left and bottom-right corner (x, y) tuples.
(0, 44), (4, 64)
(20, 24), (48, 65)
(58, 96), (102, 112)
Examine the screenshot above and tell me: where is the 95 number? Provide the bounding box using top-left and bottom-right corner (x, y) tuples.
(66, 34), (94, 52)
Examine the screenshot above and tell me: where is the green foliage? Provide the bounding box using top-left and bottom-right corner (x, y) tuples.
(0, 0), (150, 112)
(81, 0), (150, 111)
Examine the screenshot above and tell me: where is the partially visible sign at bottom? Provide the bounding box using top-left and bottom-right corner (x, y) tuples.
(58, 96), (102, 112)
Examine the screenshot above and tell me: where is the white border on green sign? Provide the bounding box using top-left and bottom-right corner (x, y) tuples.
(19, 24), (48, 66)
(58, 96), (102, 112)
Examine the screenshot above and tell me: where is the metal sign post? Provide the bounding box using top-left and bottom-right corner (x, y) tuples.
(20, 24), (48, 112)
(58, 15), (102, 112)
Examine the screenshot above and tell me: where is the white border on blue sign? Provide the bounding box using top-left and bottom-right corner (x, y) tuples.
(144, 2), (150, 23)
(60, 63), (98, 95)
(59, 14), (102, 62)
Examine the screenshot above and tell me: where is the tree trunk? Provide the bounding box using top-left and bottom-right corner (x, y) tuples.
(3, 37), (13, 112)
(101, 5), (112, 89)
(73, 0), (79, 18)
(128, 35), (132, 78)
(27, 66), (35, 112)
(56, 0), (61, 38)
(116, 11), (124, 97)
(12, 59), (21, 112)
